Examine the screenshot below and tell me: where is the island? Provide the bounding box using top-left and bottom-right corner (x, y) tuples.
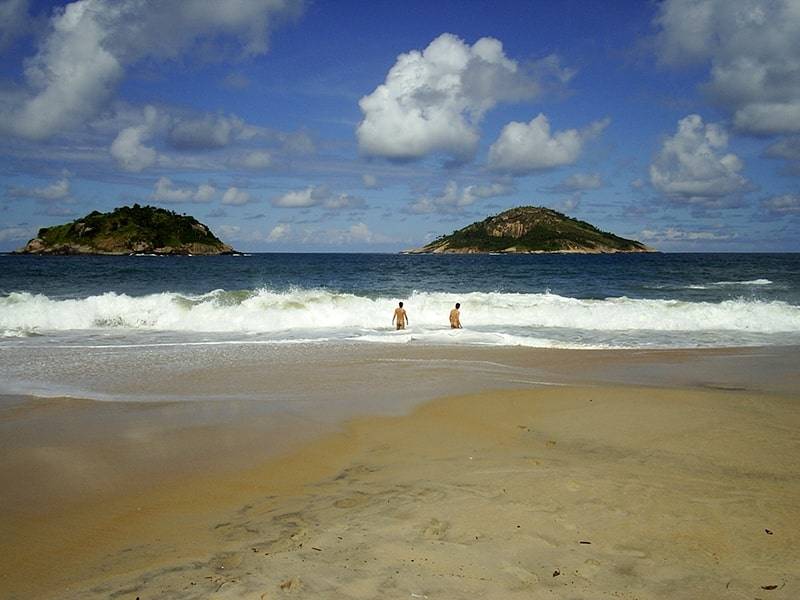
(15, 205), (236, 255)
(404, 206), (654, 254)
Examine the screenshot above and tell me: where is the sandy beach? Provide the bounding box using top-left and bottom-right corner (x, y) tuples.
(1, 346), (798, 599)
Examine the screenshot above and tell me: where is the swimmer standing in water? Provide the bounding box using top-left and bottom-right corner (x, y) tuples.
(449, 302), (462, 329)
(393, 301), (408, 330)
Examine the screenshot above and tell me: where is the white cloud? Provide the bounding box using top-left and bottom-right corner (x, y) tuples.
(553, 172), (604, 192)
(343, 222), (378, 243)
(110, 105), (159, 171)
(639, 227), (736, 242)
(151, 177), (215, 203)
(655, 0), (800, 135)
(649, 114), (749, 206)
(271, 185), (366, 210)
(356, 33), (572, 162)
(229, 221), (394, 247)
(0, 225), (34, 243)
(322, 193), (367, 210)
(0, 0), (29, 51)
(408, 180), (513, 214)
(764, 135), (800, 173)
(167, 114), (251, 150)
(8, 177), (71, 201)
(558, 192), (582, 213)
(362, 174), (379, 189)
(1, 0), (302, 140)
(221, 186), (253, 206)
(765, 136), (800, 161)
(272, 186), (323, 208)
(239, 150), (272, 169)
(488, 114), (609, 174)
(280, 131), (315, 155)
(267, 222), (291, 241)
(194, 183), (216, 203)
(761, 194), (800, 215)
(308, 222), (393, 245)
(221, 72), (251, 90)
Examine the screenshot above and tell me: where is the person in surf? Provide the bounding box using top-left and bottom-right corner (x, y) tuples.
(393, 301), (408, 330)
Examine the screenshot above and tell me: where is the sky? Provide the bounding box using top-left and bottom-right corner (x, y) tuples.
(1, 0), (799, 253)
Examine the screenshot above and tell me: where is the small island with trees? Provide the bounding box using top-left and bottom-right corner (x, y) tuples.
(15, 205), (236, 256)
(405, 206), (654, 254)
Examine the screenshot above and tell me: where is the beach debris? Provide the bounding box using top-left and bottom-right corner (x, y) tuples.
(553, 569), (560, 577)
(761, 583), (780, 590)
(312, 547), (322, 551)
(764, 528), (773, 535)
(579, 540), (592, 544)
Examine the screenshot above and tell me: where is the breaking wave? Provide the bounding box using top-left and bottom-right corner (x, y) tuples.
(2, 287), (800, 348)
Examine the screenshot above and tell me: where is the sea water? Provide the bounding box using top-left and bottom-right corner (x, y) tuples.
(2, 252), (800, 349)
(2, 252), (799, 401)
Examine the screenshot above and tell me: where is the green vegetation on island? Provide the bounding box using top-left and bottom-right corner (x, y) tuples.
(406, 206), (654, 254)
(16, 205), (235, 255)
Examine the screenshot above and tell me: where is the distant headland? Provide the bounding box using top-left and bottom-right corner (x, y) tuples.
(15, 205), (236, 256)
(404, 206), (655, 254)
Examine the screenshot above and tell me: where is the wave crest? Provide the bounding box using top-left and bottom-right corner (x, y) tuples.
(2, 288), (799, 340)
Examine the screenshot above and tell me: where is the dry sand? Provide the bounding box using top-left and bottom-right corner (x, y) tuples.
(3, 379), (798, 599)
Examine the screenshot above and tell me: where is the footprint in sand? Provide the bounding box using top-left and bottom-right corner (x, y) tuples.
(422, 518), (450, 540)
(333, 492), (371, 509)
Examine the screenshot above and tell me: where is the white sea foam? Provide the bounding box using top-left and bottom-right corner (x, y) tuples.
(712, 279), (773, 286)
(2, 288), (799, 348)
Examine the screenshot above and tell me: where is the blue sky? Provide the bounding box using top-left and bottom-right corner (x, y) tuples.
(1, 0), (799, 252)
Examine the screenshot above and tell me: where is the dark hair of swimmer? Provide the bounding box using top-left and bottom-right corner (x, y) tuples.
(399, 301), (403, 307)
(455, 302), (460, 309)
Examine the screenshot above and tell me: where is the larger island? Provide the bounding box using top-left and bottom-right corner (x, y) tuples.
(406, 206), (654, 254)
(15, 205), (236, 255)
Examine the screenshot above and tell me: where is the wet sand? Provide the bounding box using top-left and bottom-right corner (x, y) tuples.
(1, 346), (798, 599)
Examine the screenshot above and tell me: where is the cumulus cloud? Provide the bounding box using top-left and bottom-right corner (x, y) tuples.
(488, 114), (609, 174)
(356, 33), (572, 162)
(151, 177), (215, 203)
(1, 0), (302, 140)
(221, 186), (253, 206)
(761, 194), (800, 215)
(271, 185), (366, 210)
(649, 114), (749, 206)
(110, 105), (160, 171)
(655, 0), (800, 135)
(8, 177), (71, 201)
(267, 222), (291, 241)
(408, 180), (513, 214)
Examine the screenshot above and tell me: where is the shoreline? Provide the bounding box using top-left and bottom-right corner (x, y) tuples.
(1, 345), (798, 598)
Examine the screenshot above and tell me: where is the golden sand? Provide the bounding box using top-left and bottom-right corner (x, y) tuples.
(2, 382), (798, 599)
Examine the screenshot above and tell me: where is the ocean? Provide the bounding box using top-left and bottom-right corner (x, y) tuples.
(2, 252), (800, 350)
(2, 251), (800, 401)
